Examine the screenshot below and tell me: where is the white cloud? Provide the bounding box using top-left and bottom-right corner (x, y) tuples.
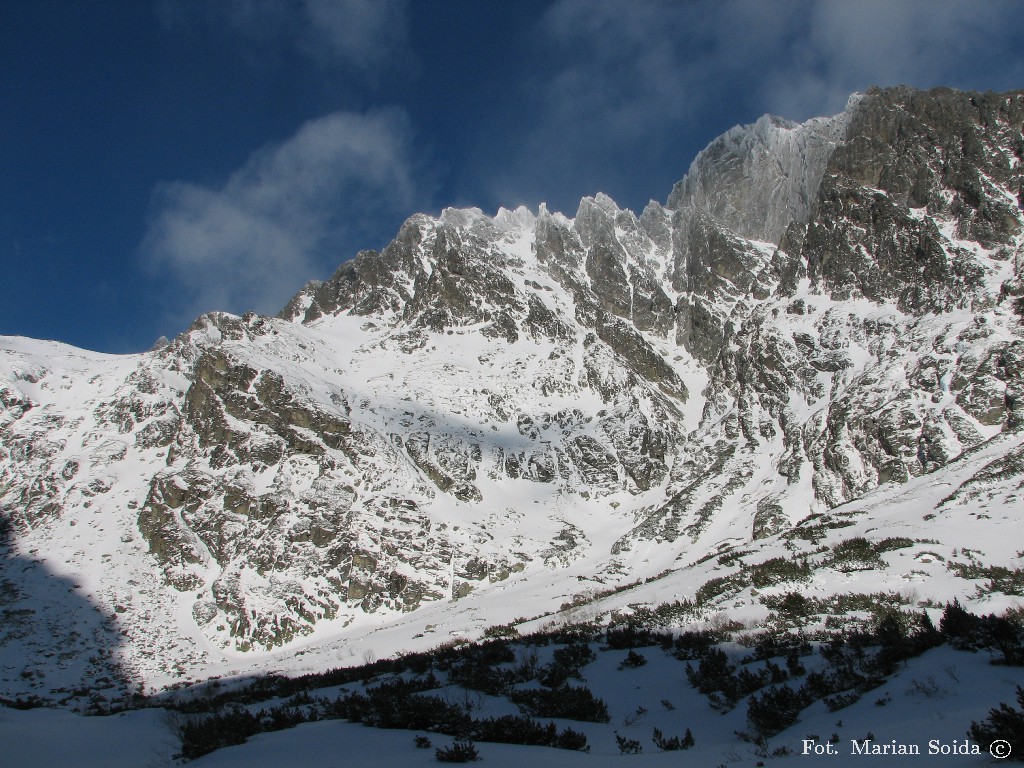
(763, 0), (1024, 119)
(161, 0), (409, 73)
(538, 0), (1023, 123)
(141, 108), (420, 323)
(301, 0), (408, 69)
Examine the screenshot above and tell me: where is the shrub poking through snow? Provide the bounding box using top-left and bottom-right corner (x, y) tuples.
(615, 734), (642, 754)
(747, 684), (806, 737)
(509, 685), (611, 722)
(468, 715), (589, 751)
(940, 599), (1024, 662)
(178, 708), (262, 760)
(652, 727), (694, 750)
(552, 642), (596, 674)
(168, 597), (1024, 761)
(969, 686), (1024, 760)
(435, 740), (480, 762)
(619, 650), (647, 669)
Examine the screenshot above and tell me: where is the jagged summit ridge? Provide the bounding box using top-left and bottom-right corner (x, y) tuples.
(1, 87), (1022, 699)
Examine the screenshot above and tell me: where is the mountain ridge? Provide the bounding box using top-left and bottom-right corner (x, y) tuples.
(1, 85), (1023, 702)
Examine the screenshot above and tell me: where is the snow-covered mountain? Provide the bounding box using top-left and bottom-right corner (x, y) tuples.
(1, 86), (1022, 702)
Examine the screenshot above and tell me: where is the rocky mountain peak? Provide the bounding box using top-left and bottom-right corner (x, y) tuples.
(667, 103), (852, 244)
(1, 87), (1023, 699)
(794, 86), (1024, 312)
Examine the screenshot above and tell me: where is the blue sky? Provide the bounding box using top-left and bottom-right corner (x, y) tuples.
(2, 0), (1023, 353)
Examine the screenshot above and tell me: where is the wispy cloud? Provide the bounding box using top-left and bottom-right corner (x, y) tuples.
(300, 0), (408, 70)
(485, 0), (1024, 214)
(761, 0), (1024, 119)
(541, 0), (1024, 123)
(160, 0), (410, 74)
(140, 108), (421, 324)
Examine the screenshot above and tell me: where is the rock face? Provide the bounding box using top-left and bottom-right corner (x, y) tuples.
(1, 86), (1023, 694)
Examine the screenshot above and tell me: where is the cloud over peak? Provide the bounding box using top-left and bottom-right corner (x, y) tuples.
(141, 108), (420, 324)
(479, 0), (1024, 216)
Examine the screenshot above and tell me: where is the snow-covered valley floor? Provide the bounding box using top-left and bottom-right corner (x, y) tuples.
(5, 628), (1023, 767)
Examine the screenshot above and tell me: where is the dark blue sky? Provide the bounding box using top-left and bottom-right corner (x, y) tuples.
(3, 0), (1023, 352)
